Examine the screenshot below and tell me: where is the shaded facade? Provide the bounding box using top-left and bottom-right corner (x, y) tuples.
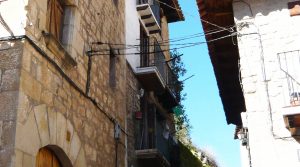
(197, 0), (300, 166)
(125, 0), (184, 167)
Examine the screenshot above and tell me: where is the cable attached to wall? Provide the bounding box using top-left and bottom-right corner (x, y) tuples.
(1, 35), (129, 138)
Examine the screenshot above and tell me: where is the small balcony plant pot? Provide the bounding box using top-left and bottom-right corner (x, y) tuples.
(290, 92), (300, 106)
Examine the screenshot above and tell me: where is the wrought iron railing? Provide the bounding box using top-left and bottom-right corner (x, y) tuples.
(278, 50), (300, 106)
(136, 118), (172, 162)
(140, 40), (178, 97)
(137, 0), (161, 25)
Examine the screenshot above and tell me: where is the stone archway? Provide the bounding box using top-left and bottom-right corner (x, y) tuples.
(14, 101), (87, 167)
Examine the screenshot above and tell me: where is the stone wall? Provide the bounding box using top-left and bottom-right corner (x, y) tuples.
(233, 0), (300, 166)
(0, 0), (127, 166)
(0, 40), (23, 167)
(126, 63), (141, 167)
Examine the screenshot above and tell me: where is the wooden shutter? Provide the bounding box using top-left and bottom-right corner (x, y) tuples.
(47, 0), (64, 41)
(36, 148), (61, 167)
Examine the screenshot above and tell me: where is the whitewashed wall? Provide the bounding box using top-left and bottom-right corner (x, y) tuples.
(125, 0), (141, 70)
(233, 0), (300, 166)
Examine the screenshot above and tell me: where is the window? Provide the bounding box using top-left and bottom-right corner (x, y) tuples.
(140, 25), (149, 67)
(288, 1), (300, 16)
(109, 49), (116, 88)
(278, 50), (300, 106)
(47, 0), (64, 42)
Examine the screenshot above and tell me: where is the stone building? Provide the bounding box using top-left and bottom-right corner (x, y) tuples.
(0, 0), (183, 167)
(0, 0), (126, 166)
(197, 0), (300, 167)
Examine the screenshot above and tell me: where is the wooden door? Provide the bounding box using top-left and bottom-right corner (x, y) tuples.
(36, 147), (61, 167)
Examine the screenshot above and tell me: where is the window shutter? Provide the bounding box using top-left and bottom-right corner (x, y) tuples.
(47, 0), (64, 41)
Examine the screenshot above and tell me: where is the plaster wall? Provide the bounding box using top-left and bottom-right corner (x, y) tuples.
(125, 0), (141, 70)
(233, 0), (300, 166)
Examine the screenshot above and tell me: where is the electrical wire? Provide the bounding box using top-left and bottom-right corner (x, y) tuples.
(91, 30), (237, 52)
(89, 33), (237, 56)
(135, 25), (236, 44)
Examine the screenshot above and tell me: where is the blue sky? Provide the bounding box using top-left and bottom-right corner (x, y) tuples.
(168, 1), (241, 167)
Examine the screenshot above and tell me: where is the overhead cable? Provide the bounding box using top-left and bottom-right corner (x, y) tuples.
(89, 32), (237, 56)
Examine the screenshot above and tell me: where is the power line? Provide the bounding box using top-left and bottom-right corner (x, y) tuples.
(91, 27), (237, 51)
(89, 33), (237, 56)
(135, 25), (235, 44)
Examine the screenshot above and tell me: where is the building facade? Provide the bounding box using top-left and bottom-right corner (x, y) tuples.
(125, 0), (184, 167)
(0, 0), (183, 167)
(197, 0), (300, 167)
(0, 0), (126, 166)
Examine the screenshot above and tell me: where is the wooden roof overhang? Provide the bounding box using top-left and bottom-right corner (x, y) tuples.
(196, 0), (246, 125)
(160, 0), (184, 23)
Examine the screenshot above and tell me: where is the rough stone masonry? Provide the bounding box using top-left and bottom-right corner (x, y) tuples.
(0, 0), (127, 166)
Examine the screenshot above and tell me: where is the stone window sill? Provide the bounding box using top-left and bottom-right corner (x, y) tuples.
(42, 31), (77, 68)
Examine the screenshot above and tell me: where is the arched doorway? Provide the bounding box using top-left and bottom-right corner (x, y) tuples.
(36, 147), (61, 167)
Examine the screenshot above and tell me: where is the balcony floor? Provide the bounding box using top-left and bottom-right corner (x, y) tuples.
(136, 149), (170, 167)
(135, 66), (165, 93)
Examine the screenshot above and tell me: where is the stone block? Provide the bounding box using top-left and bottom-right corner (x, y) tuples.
(1, 69), (20, 91)
(14, 149), (24, 167)
(74, 147), (87, 167)
(22, 153), (35, 167)
(15, 109), (41, 156)
(47, 107), (57, 144)
(20, 70), (42, 102)
(69, 132), (81, 164)
(17, 92), (34, 125)
(64, 120), (74, 155)
(56, 112), (67, 153)
(34, 104), (50, 147)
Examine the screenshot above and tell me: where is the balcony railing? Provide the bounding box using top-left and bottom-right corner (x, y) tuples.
(136, 119), (172, 165)
(278, 50), (300, 137)
(278, 50), (300, 107)
(141, 41), (178, 97)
